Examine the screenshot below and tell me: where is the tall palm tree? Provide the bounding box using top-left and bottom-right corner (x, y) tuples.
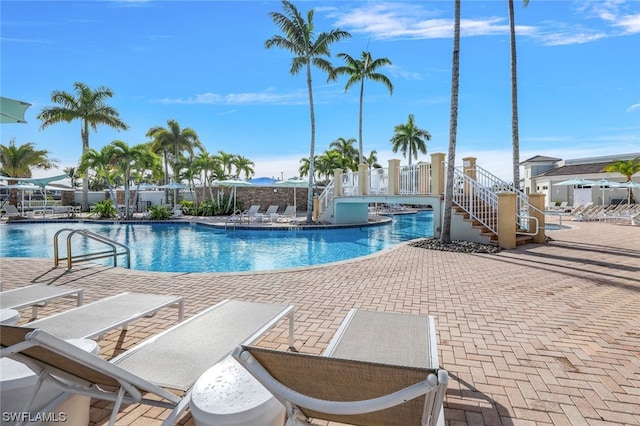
(333, 51), (393, 164)
(0, 139), (57, 206)
(37, 82), (129, 211)
(441, 0), (462, 244)
(390, 114), (431, 166)
(508, 0), (530, 189)
(266, 0), (351, 222)
(604, 157), (640, 204)
(146, 119), (202, 206)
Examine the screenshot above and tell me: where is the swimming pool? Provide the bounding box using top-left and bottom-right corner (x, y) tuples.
(0, 211), (433, 273)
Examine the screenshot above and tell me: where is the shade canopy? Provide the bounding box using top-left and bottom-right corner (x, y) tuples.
(0, 96), (31, 124)
(275, 178), (307, 213)
(555, 178), (598, 186)
(217, 179), (252, 187)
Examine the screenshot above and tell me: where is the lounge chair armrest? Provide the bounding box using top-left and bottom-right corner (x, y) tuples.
(232, 346), (439, 416)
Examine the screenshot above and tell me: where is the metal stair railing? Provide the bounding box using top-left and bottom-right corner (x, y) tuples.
(54, 228), (130, 270)
(452, 167), (499, 235)
(457, 164), (543, 236)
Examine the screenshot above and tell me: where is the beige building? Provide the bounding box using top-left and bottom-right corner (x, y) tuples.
(521, 152), (640, 207)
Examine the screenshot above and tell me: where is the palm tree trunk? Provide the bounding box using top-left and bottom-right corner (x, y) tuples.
(509, 0), (521, 189)
(441, 0), (461, 244)
(81, 126), (90, 211)
(358, 80), (365, 164)
(306, 63), (315, 223)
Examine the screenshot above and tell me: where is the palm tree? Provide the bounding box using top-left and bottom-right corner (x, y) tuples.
(232, 155), (255, 180)
(329, 137), (358, 171)
(217, 150), (236, 178)
(37, 82), (129, 211)
(77, 145), (119, 207)
(0, 139), (58, 206)
(390, 114), (431, 166)
(195, 151), (223, 201)
(364, 150), (381, 169)
(146, 119), (202, 207)
(63, 166), (81, 188)
(508, 0), (530, 189)
(266, 0), (351, 222)
(604, 157), (640, 203)
(441, 0), (461, 244)
(333, 51), (393, 164)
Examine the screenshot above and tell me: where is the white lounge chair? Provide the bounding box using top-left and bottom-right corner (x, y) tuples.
(233, 309), (448, 426)
(241, 205), (261, 222)
(0, 300), (294, 425)
(276, 205), (296, 222)
(255, 205), (279, 222)
(26, 292), (184, 340)
(0, 285), (84, 320)
(1, 204), (21, 218)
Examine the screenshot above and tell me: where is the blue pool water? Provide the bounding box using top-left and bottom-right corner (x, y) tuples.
(0, 211), (433, 273)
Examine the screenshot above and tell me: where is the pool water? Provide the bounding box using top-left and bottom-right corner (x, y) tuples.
(0, 211), (433, 273)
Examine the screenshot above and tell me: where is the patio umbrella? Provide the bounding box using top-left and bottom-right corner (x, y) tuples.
(0, 96), (31, 124)
(158, 182), (187, 210)
(218, 179), (252, 213)
(612, 181), (640, 204)
(555, 177), (598, 186)
(592, 178), (621, 205)
(275, 178), (307, 213)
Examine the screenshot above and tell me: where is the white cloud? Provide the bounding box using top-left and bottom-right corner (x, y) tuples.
(156, 88), (308, 106)
(627, 103), (640, 112)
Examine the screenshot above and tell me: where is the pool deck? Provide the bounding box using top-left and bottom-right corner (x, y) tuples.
(1, 219), (639, 425)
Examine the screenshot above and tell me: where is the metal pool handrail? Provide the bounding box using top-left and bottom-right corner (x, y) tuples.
(54, 228), (130, 270)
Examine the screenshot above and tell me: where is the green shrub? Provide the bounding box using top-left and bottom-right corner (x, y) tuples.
(148, 205), (173, 220)
(90, 200), (117, 219)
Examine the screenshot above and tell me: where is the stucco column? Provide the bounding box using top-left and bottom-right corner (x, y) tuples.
(333, 168), (343, 195)
(418, 162), (429, 194)
(430, 153), (445, 195)
(388, 159), (400, 196)
(313, 195), (319, 221)
(497, 192), (517, 249)
(528, 193), (546, 244)
(463, 157), (477, 195)
(358, 163), (369, 196)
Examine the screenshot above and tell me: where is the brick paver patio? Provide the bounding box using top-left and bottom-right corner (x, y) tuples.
(1, 220), (639, 425)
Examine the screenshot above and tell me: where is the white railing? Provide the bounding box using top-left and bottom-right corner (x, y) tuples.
(399, 164), (419, 194)
(319, 179), (335, 212)
(452, 167), (499, 235)
(341, 171), (359, 196)
(367, 168), (388, 195)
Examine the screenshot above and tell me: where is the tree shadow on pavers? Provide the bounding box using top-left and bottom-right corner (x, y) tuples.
(29, 265), (115, 286)
(445, 372), (514, 425)
(543, 240), (640, 261)
(487, 250), (640, 291)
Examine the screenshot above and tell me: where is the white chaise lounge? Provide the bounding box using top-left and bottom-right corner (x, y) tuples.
(1, 285), (84, 320)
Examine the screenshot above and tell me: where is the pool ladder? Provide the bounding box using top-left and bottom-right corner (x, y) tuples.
(224, 209), (245, 230)
(54, 228), (131, 270)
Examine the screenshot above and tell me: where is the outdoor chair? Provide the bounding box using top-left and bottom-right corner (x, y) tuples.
(0, 299), (295, 425)
(25, 292), (184, 340)
(276, 205), (296, 222)
(233, 309), (448, 426)
(1, 204), (21, 218)
(255, 205), (279, 222)
(0, 285), (84, 320)
(241, 205), (260, 222)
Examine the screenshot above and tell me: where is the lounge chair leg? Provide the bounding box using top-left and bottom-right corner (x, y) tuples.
(109, 387), (126, 426)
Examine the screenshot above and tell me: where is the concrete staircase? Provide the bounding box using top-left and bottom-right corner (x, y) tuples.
(452, 202), (534, 246)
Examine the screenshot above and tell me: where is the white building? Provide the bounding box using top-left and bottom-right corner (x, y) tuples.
(521, 152), (640, 207)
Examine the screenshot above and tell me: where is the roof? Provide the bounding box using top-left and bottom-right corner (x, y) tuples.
(520, 155), (562, 165)
(536, 162), (610, 177)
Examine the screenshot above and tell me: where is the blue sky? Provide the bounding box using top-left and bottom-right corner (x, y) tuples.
(2, 0), (639, 183)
